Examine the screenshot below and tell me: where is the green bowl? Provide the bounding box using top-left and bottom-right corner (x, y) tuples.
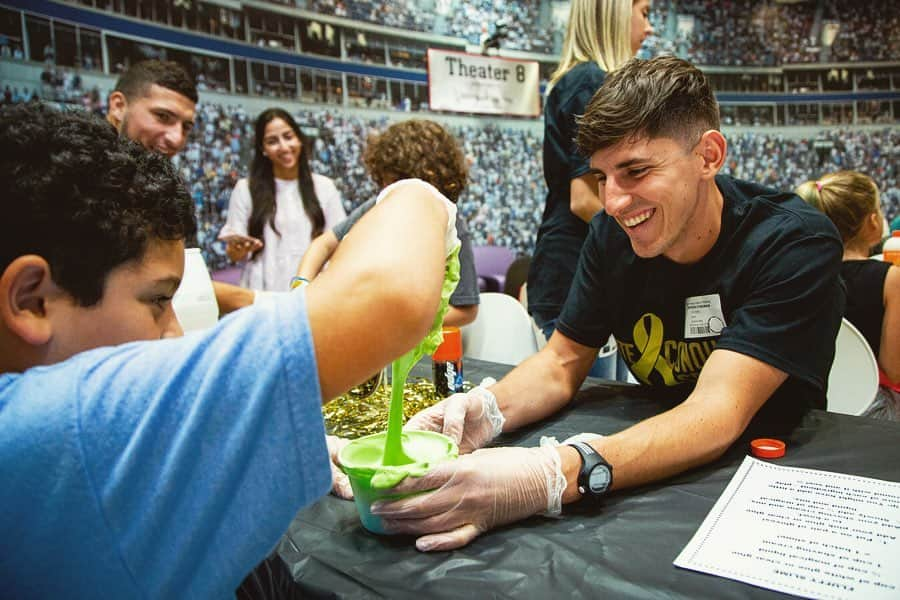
(339, 431), (458, 534)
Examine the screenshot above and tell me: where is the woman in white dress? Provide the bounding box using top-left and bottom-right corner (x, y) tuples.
(219, 108), (345, 291)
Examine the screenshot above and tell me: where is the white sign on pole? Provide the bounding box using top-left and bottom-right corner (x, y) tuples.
(427, 48), (540, 117)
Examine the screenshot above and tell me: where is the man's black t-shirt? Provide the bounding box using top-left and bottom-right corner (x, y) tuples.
(558, 175), (845, 425)
(527, 62), (606, 320)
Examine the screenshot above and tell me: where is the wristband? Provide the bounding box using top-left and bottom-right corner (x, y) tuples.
(290, 276), (310, 290)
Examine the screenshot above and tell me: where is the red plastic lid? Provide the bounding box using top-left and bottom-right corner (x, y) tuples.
(750, 438), (786, 459)
(432, 327), (462, 362)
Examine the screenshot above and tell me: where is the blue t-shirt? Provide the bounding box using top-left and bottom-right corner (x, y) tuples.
(0, 291), (331, 598)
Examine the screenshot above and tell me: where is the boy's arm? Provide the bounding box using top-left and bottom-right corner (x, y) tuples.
(306, 183), (454, 400)
(296, 230), (339, 281)
(570, 173), (603, 223)
(212, 281), (255, 315)
(443, 304), (478, 327)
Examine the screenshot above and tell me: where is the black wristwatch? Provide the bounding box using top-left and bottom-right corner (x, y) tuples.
(568, 441), (613, 500)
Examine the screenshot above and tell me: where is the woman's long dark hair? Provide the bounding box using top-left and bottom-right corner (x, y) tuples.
(247, 108), (324, 258)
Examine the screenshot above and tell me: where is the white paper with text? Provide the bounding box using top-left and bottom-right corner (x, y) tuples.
(675, 457), (900, 599)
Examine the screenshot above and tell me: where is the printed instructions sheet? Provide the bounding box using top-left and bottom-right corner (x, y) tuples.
(675, 457), (900, 599)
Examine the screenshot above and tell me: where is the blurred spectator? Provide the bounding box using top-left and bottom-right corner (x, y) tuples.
(825, 0), (900, 62)
(57, 0), (897, 64)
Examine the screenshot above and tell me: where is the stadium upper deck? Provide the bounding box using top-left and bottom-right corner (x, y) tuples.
(0, 0), (897, 124)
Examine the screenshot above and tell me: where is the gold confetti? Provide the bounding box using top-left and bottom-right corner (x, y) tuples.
(323, 377), (473, 439)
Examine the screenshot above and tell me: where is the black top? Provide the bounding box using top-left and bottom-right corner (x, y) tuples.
(527, 61), (606, 319)
(557, 175), (845, 425)
(841, 259), (890, 357)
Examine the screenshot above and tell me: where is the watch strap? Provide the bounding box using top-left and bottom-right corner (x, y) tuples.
(568, 441), (613, 499)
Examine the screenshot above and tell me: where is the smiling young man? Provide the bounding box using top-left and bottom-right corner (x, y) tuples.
(105, 60), (268, 315)
(106, 59), (197, 157)
(0, 104), (457, 595)
(373, 56), (846, 552)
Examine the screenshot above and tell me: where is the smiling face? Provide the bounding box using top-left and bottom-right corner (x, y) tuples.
(261, 117), (302, 179)
(112, 84), (196, 158)
(45, 238), (185, 363)
(630, 0), (654, 55)
(590, 133), (725, 263)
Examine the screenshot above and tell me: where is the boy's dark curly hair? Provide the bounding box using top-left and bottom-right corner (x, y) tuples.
(363, 120), (468, 203)
(0, 103), (196, 306)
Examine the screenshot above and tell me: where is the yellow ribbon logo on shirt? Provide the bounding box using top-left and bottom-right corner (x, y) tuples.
(631, 313), (677, 386)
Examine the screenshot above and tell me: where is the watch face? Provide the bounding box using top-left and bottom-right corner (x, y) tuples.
(588, 465), (612, 493)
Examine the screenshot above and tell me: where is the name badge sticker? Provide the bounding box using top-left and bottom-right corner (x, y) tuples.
(684, 294), (726, 339)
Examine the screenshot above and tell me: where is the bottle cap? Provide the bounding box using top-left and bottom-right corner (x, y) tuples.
(432, 326), (462, 362)
(750, 438), (786, 459)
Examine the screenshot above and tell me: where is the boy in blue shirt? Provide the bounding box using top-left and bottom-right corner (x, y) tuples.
(0, 103), (457, 597)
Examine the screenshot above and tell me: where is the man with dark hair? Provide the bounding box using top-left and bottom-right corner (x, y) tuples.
(106, 59), (197, 157)
(107, 59), (258, 314)
(0, 103), (458, 596)
(372, 55), (845, 552)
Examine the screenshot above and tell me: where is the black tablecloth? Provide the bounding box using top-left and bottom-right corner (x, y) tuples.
(272, 359), (900, 599)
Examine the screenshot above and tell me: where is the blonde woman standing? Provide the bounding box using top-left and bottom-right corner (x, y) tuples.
(528, 0), (652, 368)
(797, 171), (900, 419)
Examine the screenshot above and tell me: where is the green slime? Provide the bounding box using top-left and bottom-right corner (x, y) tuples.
(382, 243), (461, 469)
(339, 430), (459, 533)
(340, 431), (459, 489)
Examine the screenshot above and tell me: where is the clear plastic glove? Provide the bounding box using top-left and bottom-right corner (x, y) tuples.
(372, 445), (566, 552)
(404, 385), (504, 454)
(326, 435), (353, 499)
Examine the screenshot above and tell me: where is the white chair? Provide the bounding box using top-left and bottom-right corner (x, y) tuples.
(826, 318), (879, 416)
(593, 335), (618, 380)
(172, 248), (219, 333)
(461, 292), (540, 365)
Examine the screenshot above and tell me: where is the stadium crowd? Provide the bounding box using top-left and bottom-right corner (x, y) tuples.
(54, 0), (900, 64)
(825, 0), (900, 63)
(1, 65), (895, 267)
(254, 0), (897, 64)
(160, 103), (900, 272)
(671, 0), (818, 66)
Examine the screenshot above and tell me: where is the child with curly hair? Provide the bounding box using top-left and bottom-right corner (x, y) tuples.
(297, 119), (480, 326)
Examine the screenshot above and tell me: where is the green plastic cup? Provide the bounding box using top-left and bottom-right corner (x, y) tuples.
(339, 430), (458, 534)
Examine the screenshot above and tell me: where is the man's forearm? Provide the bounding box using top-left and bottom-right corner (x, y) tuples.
(442, 304), (477, 327)
(574, 395), (742, 497)
(491, 336), (593, 431)
(559, 349), (784, 502)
